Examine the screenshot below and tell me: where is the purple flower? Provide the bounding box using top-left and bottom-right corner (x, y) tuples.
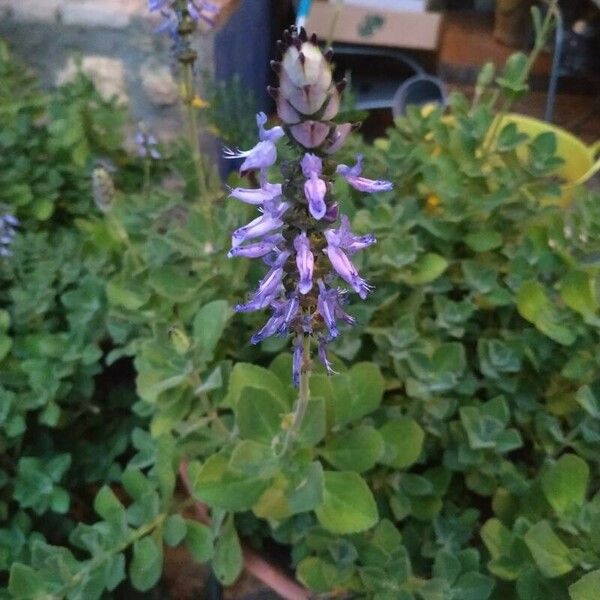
(229, 182), (282, 205)
(337, 155), (393, 193)
(328, 216), (376, 255)
(294, 232), (314, 294)
(324, 230), (373, 300)
(301, 154), (327, 220)
(251, 313), (286, 345)
(318, 337), (336, 375)
(227, 235), (283, 259)
(148, 0), (169, 11)
(257, 112), (285, 143)
(282, 294), (300, 331)
(149, 0), (219, 31)
(135, 130), (161, 160)
(0, 213), (19, 258)
(224, 113), (285, 174)
(317, 279), (339, 339)
(227, 28), (380, 387)
(231, 201), (289, 248)
(292, 338), (304, 387)
(187, 0), (219, 26)
(236, 266), (284, 313)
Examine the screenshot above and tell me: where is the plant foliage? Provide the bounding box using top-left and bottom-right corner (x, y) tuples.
(1, 10), (600, 598)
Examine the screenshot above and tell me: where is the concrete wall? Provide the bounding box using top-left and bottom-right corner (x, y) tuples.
(0, 0), (216, 144)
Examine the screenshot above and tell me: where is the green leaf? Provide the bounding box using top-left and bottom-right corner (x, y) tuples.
(8, 563), (45, 599)
(315, 471), (378, 534)
(379, 418), (425, 469)
(331, 362), (384, 427)
(253, 461), (324, 519)
(524, 521), (574, 578)
(541, 454), (589, 517)
(236, 386), (283, 443)
(224, 363), (289, 409)
(213, 514), (243, 586)
(517, 280), (576, 345)
(148, 266), (200, 302)
(187, 456), (268, 511)
(297, 557), (354, 593)
(93, 485), (125, 522)
(0, 334), (12, 361)
(322, 426), (384, 472)
(569, 570), (600, 600)
(185, 520), (214, 563)
(465, 231), (503, 252)
(163, 514), (187, 547)
(453, 572), (494, 600)
(106, 278), (150, 310)
(130, 535), (163, 592)
(228, 440), (279, 479)
(405, 253), (449, 284)
(298, 397), (326, 446)
(105, 553), (126, 592)
(575, 385), (600, 418)
(560, 271), (598, 319)
(192, 300), (230, 362)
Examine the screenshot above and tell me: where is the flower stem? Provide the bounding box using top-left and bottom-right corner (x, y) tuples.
(280, 335), (312, 456)
(482, 0), (558, 155)
(181, 61), (213, 230)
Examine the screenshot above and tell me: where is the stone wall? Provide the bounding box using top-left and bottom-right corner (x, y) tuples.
(0, 0), (220, 145)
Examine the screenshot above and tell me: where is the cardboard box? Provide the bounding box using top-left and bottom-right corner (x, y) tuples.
(306, 1), (443, 51)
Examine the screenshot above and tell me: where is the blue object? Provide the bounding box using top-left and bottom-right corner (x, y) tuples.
(296, 0), (313, 28)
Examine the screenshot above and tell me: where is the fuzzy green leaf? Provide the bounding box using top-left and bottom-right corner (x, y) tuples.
(541, 454), (589, 517)
(379, 418), (425, 469)
(130, 535), (163, 592)
(322, 426), (384, 473)
(316, 471), (378, 534)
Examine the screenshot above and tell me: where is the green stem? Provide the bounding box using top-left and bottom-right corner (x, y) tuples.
(181, 61), (213, 230)
(279, 335), (312, 456)
(51, 513), (167, 599)
(482, 0), (558, 155)
(143, 157), (151, 198)
(191, 371), (231, 438)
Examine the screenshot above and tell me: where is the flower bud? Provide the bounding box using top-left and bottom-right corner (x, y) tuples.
(274, 28), (340, 123)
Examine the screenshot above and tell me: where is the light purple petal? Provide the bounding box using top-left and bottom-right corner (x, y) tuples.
(228, 236), (282, 259)
(324, 244), (372, 299)
(229, 182), (282, 205)
(300, 153), (323, 178)
(257, 112), (285, 143)
(317, 279), (339, 339)
(251, 314), (285, 345)
(292, 339), (304, 387)
(231, 213), (283, 247)
(337, 155), (393, 193)
(318, 338), (336, 375)
(304, 176), (327, 220)
(294, 232), (314, 294)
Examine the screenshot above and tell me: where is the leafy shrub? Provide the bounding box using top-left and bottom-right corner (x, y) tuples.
(2, 6), (600, 600)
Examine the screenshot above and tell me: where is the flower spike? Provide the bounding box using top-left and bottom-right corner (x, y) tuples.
(227, 28), (386, 385)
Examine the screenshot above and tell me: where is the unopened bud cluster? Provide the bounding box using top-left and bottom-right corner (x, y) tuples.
(226, 27), (393, 385)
